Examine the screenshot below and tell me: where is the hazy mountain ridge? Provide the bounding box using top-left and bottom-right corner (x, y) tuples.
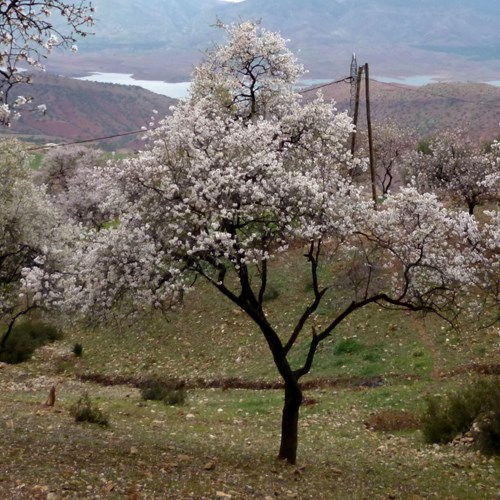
(49, 0), (500, 81)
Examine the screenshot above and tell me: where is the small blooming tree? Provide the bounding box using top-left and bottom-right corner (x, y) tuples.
(0, 139), (67, 348)
(0, 0), (94, 125)
(472, 207), (500, 323)
(30, 23), (481, 464)
(371, 121), (415, 197)
(405, 130), (500, 214)
(36, 145), (109, 227)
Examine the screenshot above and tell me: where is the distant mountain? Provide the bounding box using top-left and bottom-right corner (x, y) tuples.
(47, 0), (500, 82)
(3, 73), (176, 150)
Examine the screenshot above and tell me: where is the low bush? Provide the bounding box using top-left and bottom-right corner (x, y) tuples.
(0, 320), (62, 364)
(262, 286), (280, 302)
(365, 410), (421, 432)
(421, 377), (500, 455)
(473, 400), (500, 456)
(70, 394), (109, 427)
(140, 377), (186, 406)
(72, 343), (83, 357)
(333, 338), (364, 355)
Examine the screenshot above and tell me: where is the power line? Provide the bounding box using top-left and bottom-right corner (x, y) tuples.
(27, 127), (150, 151)
(25, 76), (499, 152)
(303, 75), (500, 110)
(26, 77), (353, 151)
(298, 76), (352, 94)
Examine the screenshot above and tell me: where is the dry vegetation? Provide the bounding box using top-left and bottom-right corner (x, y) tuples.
(313, 80), (500, 144)
(2, 73), (176, 150)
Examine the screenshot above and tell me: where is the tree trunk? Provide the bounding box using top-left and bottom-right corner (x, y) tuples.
(278, 380), (303, 464)
(0, 307), (35, 349)
(0, 321), (15, 349)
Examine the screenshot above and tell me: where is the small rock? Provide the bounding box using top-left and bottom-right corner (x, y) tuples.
(215, 492), (231, 498)
(130, 446), (138, 455)
(104, 482), (116, 492)
(204, 461), (216, 471)
(127, 485), (139, 500)
(31, 485), (49, 494)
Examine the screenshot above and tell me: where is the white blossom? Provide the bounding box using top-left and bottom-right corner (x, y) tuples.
(24, 22), (483, 330)
(0, 1), (94, 125)
(0, 139), (71, 322)
(404, 130), (500, 214)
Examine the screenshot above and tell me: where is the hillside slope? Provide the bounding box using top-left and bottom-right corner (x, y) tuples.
(2, 73), (176, 150)
(309, 79), (500, 143)
(3, 75), (499, 149)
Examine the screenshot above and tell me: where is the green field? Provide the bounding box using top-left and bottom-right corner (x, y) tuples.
(0, 250), (499, 498)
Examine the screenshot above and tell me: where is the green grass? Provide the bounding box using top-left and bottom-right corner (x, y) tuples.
(29, 153), (44, 170)
(1, 373), (498, 499)
(0, 248), (499, 497)
(50, 247), (498, 393)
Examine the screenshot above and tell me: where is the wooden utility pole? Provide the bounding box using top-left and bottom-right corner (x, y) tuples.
(350, 66), (363, 156)
(349, 53), (358, 116)
(364, 63), (377, 206)
(349, 61), (377, 205)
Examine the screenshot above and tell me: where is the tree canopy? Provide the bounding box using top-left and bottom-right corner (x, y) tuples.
(21, 22), (489, 464)
(0, 139), (66, 347)
(405, 130), (500, 214)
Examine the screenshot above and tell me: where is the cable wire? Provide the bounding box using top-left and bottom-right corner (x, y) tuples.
(27, 128), (150, 151)
(25, 76), (500, 151)
(299, 76), (353, 94)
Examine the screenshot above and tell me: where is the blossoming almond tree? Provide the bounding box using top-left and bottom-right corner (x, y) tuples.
(35, 144), (109, 228)
(0, 139), (69, 348)
(371, 121), (415, 197)
(0, 0), (94, 125)
(27, 22), (481, 464)
(404, 130), (500, 214)
(470, 206), (500, 324)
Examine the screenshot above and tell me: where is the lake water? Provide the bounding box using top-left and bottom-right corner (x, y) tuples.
(376, 76), (500, 87)
(75, 73), (344, 99)
(374, 75), (438, 86)
(75, 72), (191, 99)
(75, 72), (500, 99)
